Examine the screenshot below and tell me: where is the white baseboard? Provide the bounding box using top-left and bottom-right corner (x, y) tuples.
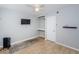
(11, 35), (39, 46)
(55, 41), (79, 52)
(0, 46), (2, 48)
(46, 39), (79, 52)
(39, 36), (45, 38)
(0, 35), (39, 48)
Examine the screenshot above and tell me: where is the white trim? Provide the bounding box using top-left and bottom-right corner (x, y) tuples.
(46, 38), (79, 51)
(11, 35), (39, 46)
(0, 46), (2, 48)
(55, 41), (79, 52)
(39, 35), (45, 38)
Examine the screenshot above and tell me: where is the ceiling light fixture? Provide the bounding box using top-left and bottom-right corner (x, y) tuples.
(27, 4), (44, 12)
(35, 7), (40, 12)
(34, 4), (40, 12)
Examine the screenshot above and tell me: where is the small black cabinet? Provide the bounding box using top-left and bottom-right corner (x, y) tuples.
(3, 37), (11, 48)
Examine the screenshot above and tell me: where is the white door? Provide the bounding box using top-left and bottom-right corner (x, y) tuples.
(45, 16), (56, 41)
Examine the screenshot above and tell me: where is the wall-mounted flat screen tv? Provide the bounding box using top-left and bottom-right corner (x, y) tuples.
(21, 19), (31, 25)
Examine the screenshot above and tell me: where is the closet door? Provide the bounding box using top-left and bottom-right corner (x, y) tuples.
(46, 16), (56, 41)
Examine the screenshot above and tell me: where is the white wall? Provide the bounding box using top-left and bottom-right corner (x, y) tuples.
(39, 17), (45, 30)
(0, 8), (38, 47)
(37, 17), (45, 37)
(56, 6), (79, 49)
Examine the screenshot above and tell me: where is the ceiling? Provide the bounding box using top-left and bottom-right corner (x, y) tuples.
(0, 4), (77, 17)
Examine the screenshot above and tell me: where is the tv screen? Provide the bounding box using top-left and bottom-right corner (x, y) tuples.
(21, 19), (30, 25)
